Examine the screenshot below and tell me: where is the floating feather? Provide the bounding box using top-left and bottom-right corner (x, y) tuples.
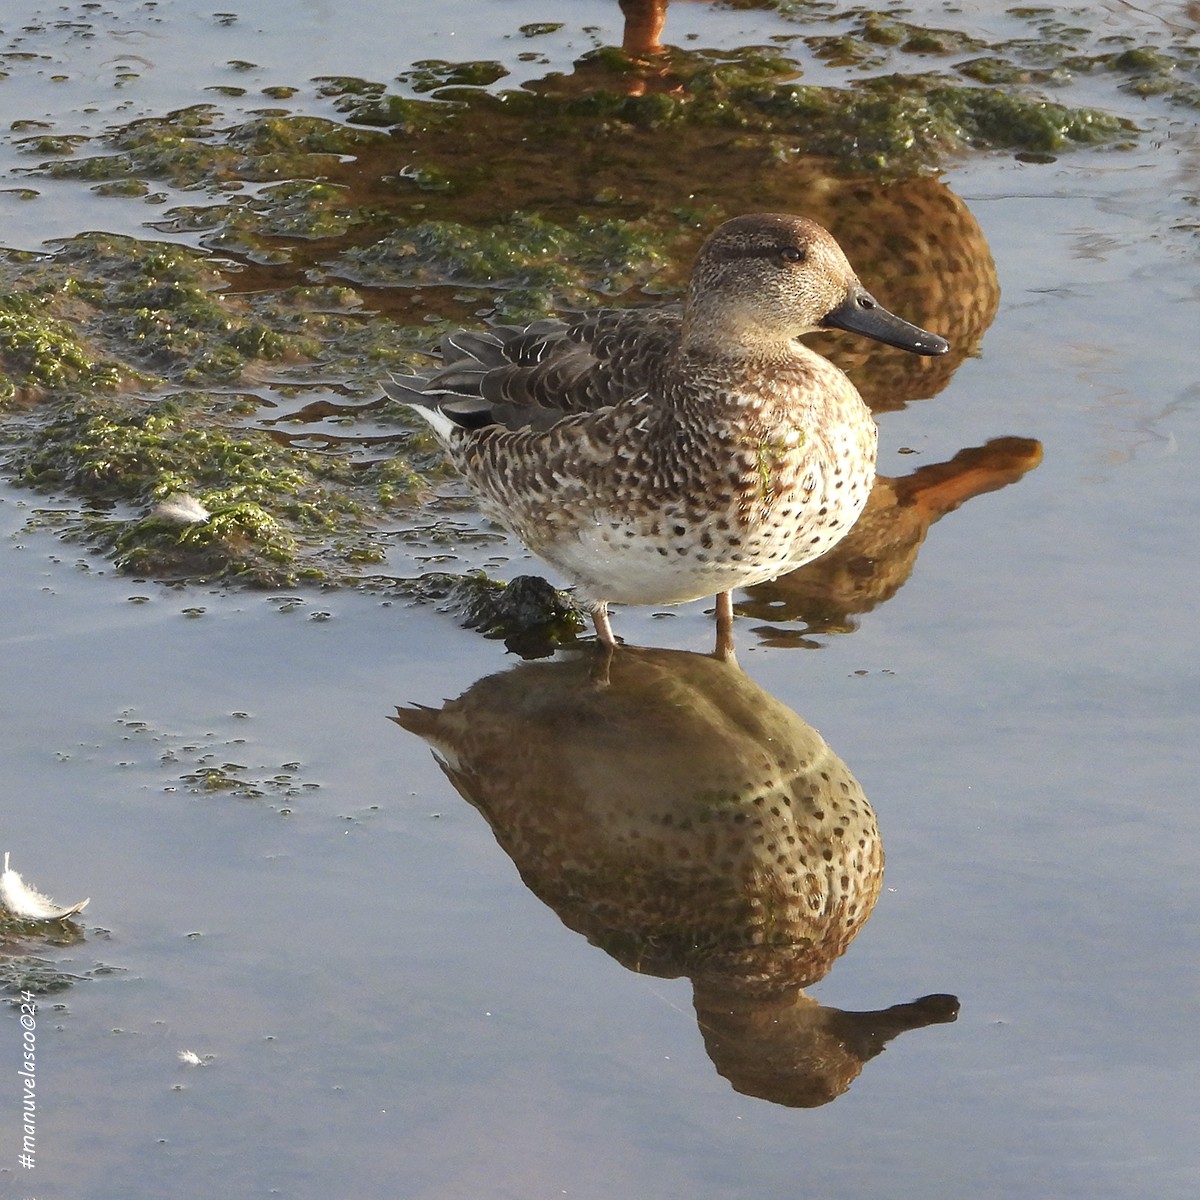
(178, 1050), (214, 1067)
(0, 852), (90, 920)
(150, 493), (211, 525)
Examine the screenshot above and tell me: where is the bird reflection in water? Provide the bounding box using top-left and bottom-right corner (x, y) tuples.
(392, 645), (957, 1106)
(743, 436), (1043, 646)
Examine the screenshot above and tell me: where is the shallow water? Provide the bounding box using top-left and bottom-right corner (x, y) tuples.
(2, 2), (1199, 1199)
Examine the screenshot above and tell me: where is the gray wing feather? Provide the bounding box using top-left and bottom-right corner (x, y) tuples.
(386, 305), (682, 434)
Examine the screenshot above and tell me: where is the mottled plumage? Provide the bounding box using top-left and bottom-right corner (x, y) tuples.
(385, 213), (949, 650)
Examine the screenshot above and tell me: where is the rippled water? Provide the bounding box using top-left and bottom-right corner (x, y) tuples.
(2, 2), (1198, 1198)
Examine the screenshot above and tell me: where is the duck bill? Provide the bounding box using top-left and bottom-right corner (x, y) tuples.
(821, 285), (950, 357)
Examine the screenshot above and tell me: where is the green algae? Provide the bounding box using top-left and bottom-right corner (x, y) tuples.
(175, 756), (318, 800)
(0, 289), (125, 403)
(43, 107), (390, 192)
(0, 234), (338, 390)
(46, 234), (320, 385)
(802, 12), (988, 60)
(0, 955), (84, 996)
(160, 180), (368, 263)
(21, 25), (1148, 252)
(329, 213), (675, 322)
(92, 177), (151, 198)
(1088, 46), (1200, 108)
(742, 74), (1127, 167)
(16, 394), (343, 508)
(398, 58), (510, 94)
(0, 914), (115, 998)
(113, 498), (307, 586)
(113, 708), (323, 806)
(8, 388), (421, 586)
(320, 51), (1132, 179)
(752, 1), (1200, 113)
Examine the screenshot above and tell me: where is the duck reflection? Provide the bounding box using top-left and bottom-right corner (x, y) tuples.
(696, 984), (957, 1107)
(619, 0), (672, 61)
(743, 437), (1043, 644)
(461, 7), (1005, 409)
(568, 4), (1003, 408)
(392, 645), (957, 1106)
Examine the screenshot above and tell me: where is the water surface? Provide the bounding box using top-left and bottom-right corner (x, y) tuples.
(1, 2), (1198, 1198)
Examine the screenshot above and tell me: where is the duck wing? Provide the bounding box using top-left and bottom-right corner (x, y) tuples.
(384, 306), (682, 433)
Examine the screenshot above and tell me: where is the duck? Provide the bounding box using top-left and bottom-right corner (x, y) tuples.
(384, 212), (949, 655)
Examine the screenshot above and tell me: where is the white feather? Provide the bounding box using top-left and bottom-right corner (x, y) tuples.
(150, 493), (211, 525)
(0, 851), (90, 920)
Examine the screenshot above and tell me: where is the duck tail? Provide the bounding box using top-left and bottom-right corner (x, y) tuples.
(382, 316), (573, 434)
(382, 376), (495, 436)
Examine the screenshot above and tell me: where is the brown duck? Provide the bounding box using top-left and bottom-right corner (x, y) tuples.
(386, 213), (948, 652)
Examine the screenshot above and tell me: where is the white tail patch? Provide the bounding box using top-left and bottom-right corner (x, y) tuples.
(406, 403), (457, 444)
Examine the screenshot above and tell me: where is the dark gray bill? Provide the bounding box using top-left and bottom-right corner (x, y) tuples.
(821, 284), (950, 357)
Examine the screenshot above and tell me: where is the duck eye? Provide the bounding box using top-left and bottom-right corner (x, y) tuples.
(779, 245), (805, 264)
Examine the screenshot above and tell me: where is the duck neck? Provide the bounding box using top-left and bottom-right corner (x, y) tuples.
(681, 322), (795, 366)
(680, 313), (820, 372)
(680, 288), (817, 363)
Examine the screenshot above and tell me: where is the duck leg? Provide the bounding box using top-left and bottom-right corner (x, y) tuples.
(588, 602), (617, 687)
(714, 591), (737, 662)
(592, 601), (617, 649)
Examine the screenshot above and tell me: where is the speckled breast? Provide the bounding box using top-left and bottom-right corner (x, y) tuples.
(542, 379), (877, 605)
(459, 349), (879, 607)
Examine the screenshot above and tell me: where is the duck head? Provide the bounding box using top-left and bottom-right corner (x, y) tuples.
(683, 212), (950, 359)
